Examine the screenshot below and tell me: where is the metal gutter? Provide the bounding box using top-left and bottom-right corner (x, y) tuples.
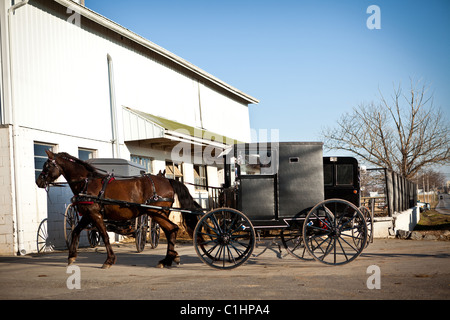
(53, 0), (259, 105)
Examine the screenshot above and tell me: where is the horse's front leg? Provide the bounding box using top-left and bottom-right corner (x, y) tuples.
(90, 213), (117, 269)
(68, 215), (91, 265)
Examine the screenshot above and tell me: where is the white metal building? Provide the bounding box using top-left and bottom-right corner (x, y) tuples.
(0, 0), (258, 255)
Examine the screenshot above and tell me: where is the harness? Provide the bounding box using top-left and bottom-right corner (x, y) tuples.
(144, 174), (174, 204)
(98, 174), (115, 199)
(71, 174), (174, 214)
(71, 175), (113, 214)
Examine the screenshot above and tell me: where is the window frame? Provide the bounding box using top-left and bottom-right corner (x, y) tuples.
(165, 161), (183, 182)
(78, 148), (96, 161)
(131, 155), (153, 174)
(34, 142), (55, 181)
(193, 165), (208, 191)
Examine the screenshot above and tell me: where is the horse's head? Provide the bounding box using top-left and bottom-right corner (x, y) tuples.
(36, 150), (64, 189)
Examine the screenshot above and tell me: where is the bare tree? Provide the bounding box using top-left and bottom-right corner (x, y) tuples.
(415, 169), (446, 191)
(322, 80), (450, 179)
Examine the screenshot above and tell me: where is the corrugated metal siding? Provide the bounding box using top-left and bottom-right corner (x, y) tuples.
(9, 0), (251, 143)
(10, 1), (111, 141)
(199, 83), (251, 143)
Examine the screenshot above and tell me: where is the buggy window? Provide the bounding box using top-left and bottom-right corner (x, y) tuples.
(323, 164), (333, 186)
(336, 164), (353, 186)
(237, 149), (275, 175)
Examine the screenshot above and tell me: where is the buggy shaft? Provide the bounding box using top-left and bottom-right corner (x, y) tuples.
(75, 193), (203, 215)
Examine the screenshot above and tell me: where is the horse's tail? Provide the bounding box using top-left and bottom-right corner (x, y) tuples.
(168, 179), (202, 238)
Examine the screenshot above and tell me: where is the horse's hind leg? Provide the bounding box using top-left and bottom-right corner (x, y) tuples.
(68, 216), (90, 265)
(153, 214), (180, 268)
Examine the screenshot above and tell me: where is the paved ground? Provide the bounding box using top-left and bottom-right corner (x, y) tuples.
(0, 237), (449, 301)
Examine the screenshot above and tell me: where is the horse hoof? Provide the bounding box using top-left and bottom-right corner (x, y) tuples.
(101, 264), (112, 269)
(68, 257), (76, 265)
(174, 256), (181, 265)
(156, 263), (164, 269)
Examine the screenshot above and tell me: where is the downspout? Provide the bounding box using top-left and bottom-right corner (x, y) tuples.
(107, 54), (120, 158)
(7, 0), (29, 255)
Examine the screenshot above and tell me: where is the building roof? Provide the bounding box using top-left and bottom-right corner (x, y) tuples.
(53, 0), (259, 105)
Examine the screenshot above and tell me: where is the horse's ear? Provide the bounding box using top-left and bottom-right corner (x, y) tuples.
(45, 150), (55, 159)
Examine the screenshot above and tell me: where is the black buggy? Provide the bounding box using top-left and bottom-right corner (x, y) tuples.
(192, 142), (371, 269)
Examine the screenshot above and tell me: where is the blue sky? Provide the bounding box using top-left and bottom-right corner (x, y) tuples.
(87, 0), (450, 176)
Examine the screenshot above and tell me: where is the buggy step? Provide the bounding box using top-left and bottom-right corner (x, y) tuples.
(251, 220), (290, 229)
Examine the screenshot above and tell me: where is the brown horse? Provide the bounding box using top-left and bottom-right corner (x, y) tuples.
(36, 151), (200, 269)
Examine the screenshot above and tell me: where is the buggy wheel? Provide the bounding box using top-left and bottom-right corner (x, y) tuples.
(359, 206), (373, 248)
(135, 214), (148, 253)
(64, 204), (80, 249)
(88, 228), (101, 248)
(37, 218), (54, 253)
(194, 208), (255, 269)
(303, 199), (367, 266)
(280, 227), (313, 261)
(149, 219), (160, 249)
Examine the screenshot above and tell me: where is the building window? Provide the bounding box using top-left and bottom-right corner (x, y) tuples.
(131, 155), (152, 173)
(194, 165), (207, 191)
(34, 143), (54, 180)
(78, 148), (95, 161)
(166, 161), (183, 182)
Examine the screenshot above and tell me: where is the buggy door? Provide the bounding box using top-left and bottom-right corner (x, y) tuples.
(236, 145), (278, 220)
(239, 175), (277, 220)
(323, 157), (360, 207)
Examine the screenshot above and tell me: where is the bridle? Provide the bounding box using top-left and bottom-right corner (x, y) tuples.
(38, 159), (61, 190)
(38, 156), (94, 194)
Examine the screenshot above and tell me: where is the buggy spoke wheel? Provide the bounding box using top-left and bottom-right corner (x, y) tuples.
(88, 228), (101, 248)
(194, 208), (255, 269)
(37, 218), (54, 253)
(64, 204), (79, 249)
(359, 206), (373, 248)
(280, 227), (313, 261)
(303, 199), (367, 265)
(149, 219), (160, 249)
(135, 214), (148, 253)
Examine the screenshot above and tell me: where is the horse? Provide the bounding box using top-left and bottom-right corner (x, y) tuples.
(36, 150), (200, 269)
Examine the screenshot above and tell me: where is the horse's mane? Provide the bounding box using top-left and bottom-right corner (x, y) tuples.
(58, 152), (105, 177)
